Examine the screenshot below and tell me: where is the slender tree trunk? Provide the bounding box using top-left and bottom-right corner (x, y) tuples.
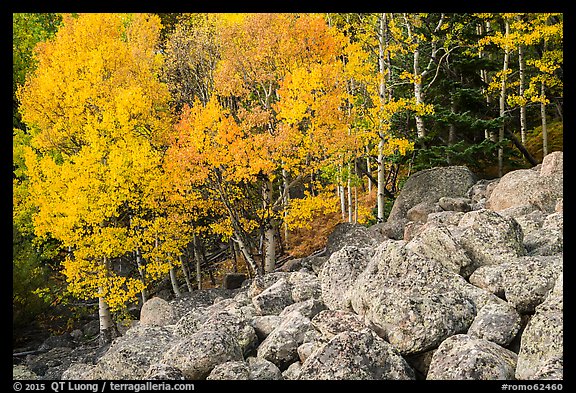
(404, 14), (426, 138)
(353, 160), (358, 224)
(448, 96), (456, 165)
(498, 19), (510, 177)
(213, 170), (261, 275)
(263, 177), (276, 273)
(518, 43), (527, 143)
(98, 257), (118, 347)
(134, 249), (147, 303)
(234, 234), (259, 276)
(479, 21), (496, 141)
(347, 163), (353, 223)
(98, 296), (116, 346)
(179, 254), (193, 292)
(263, 225), (276, 274)
(377, 13), (388, 223)
(366, 146), (372, 193)
(413, 52), (426, 139)
(541, 82), (548, 157)
(230, 238), (238, 273)
(169, 266), (181, 297)
(129, 215), (147, 303)
(377, 139), (386, 223)
(192, 234), (202, 290)
(282, 167), (289, 249)
(338, 165), (346, 221)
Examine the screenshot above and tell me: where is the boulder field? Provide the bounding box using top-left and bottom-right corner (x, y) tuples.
(19, 151), (563, 381)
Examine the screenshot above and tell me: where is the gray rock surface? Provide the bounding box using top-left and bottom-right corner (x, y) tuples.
(319, 246), (373, 311)
(427, 334), (517, 380)
(162, 329), (243, 379)
(384, 165), (478, 238)
(45, 152), (562, 381)
(252, 277), (294, 315)
(256, 312), (312, 370)
(486, 151), (563, 213)
(140, 297), (178, 327)
(458, 209), (526, 270)
(324, 222), (384, 256)
(516, 273), (563, 380)
(467, 302), (521, 346)
(311, 309), (366, 339)
(298, 329), (415, 380)
(405, 222), (474, 277)
(469, 255), (562, 313)
(350, 240), (477, 354)
(94, 325), (175, 379)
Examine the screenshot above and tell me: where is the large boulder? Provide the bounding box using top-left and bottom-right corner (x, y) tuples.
(426, 334), (517, 380)
(349, 240), (479, 355)
(457, 209), (526, 270)
(486, 151), (563, 213)
(200, 309), (258, 356)
(524, 212), (563, 256)
(206, 361), (250, 380)
(324, 222), (384, 257)
(311, 309), (366, 340)
(252, 277), (294, 316)
(467, 302), (521, 347)
(374, 165), (477, 239)
(256, 312), (312, 370)
(319, 246), (373, 311)
(287, 271), (321, 303)
(169, 288), (237, 320)
(469, 254), (562, 314)
(405, 222), (474, 277)
(140, 297), (177, 327)
(162, 329), (243, 380)
(516, 273), (563, 380)
(298, 329), (415, 380)
(93, 325), (175, 379)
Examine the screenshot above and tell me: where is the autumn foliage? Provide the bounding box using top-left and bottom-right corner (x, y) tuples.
(14, 12), (562, 340)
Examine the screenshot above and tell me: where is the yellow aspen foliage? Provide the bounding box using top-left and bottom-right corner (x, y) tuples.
(19, 13), (175, 312)
(284, 191), (340, 231)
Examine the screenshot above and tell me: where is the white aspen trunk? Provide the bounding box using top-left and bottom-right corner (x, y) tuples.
(264, 226), (276, 274)
(541, 82), (548, 157)
(518, 43), (527, 143)
(129, 215), (147, 303)
(263, 178), (276, 274)
(135, 248), (147, 303)
(353, 161), (358, 224)
(404, 14), (426, 138)
(338, 165), (346, 221)
(192, 234), (202, 290)
(98, 296), (115, 346)
(498, 19), (510, 177)
(98, 257), (117, 346)
(169, 266), (181, 297)
(377, 139), (386, 223)
(282, 167), (289, 248)
(413, 51), (427, 139)
(179, 254), (193, 292)
(340, 184), (346, 221)
(234, 235), (260, 276)
(377, 14), (387, 223)
(347, 164), (353, 223)
(479, 21), (496, 141)
(213, 170), (261, 276)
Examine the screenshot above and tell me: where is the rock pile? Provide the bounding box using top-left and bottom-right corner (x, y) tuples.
(18, 152), (563, 380)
